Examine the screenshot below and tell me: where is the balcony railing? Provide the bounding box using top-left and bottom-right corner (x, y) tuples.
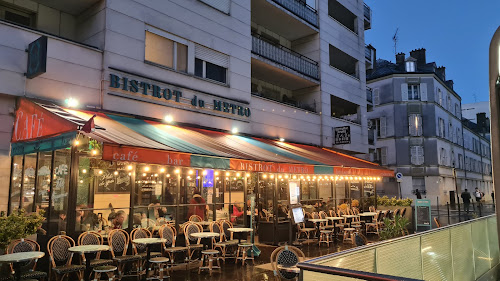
(252, 34), (320, 80)
(366, 87), (373, 103)
(364, 3), (371, 21)
(252, 91), (317, 113)
(365, 45), (372, 61)
(271, 0), (319, 28)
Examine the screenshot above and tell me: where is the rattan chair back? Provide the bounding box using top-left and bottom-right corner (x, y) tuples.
(189, 215), (202, 222)
(184, 222), (201, 246)
(8, 238), (40, 271)
(47, 235), (75, 267)
(108, 229), (130, 258)
(159, 224), (177, 247)
(131, 228), (152, 254)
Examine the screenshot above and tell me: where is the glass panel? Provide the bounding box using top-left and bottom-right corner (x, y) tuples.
(20, 153), (37, 212)
(451, 224), (475, 281)
(472, 220), (491, 279)
(276, 176), (289, 223)
(51, 149), (70, 235)
(321, 249), (376, 272)
(176, 42), (188, 72)
(335, 180), (347, 208)
(145, 31), (174, 68)
(9, 155), (23, 212)
(376, 237), (422, 279)
(488, 217), (499, 266)
(36, 151), (52, 211)
(195, 58), (203, 77)
(205, 61), (226, 83)
(362, 181), (375, 211)
(421, 230), (453, 281)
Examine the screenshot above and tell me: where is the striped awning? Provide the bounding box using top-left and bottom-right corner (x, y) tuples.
(12, 99), (394, 177)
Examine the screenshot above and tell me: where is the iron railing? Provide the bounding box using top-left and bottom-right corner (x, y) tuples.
(252, 33), (320, 80)
(364, 3), (371, 21)
(271, 0), (318, 28)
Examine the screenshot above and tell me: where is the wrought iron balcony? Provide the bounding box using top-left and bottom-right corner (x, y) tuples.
(271, 0), (318, 28)
(252, 33), (319, 80)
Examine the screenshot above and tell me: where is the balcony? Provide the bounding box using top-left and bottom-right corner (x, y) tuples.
(251, 34), (320, 90)
(252, 0), (319, 41)
(366, 87), (373, 103)
(364, 3), (372, 30)
(251, 91), (317, 113)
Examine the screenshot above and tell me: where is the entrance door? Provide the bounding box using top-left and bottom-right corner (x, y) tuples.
(450, 191), (456, 206)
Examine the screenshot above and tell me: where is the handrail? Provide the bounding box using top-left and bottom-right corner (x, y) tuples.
(252, 32), (318, 65)
(297, 263), (423, 281)
(271, 0), (318, 28)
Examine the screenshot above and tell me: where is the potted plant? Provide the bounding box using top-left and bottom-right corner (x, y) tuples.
(379, 215), (410, 240)
(0, 209), (45, 253)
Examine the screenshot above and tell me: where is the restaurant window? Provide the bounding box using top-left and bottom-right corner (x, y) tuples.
(52, 149), (71, 234)
(35, 151), (52, 212)
(335, 180), (347, 206)
(21, 153), (37, 212)
(9, 155), (23, 212)
(145, 31), (188, 72)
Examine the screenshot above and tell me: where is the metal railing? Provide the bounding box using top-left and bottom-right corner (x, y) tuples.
(271, 0), (318, 28)
(251, 92), (317, 113)
(365, 45), (372, 61)
(364, 3), (371, 21)
(298, 264), (423, 281)
(300, 215), (499, 280)
(252, 33), (319, 80)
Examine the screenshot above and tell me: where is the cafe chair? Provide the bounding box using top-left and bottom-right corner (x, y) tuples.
(365, 211), (382, 236)
(108, 229), (142, 281)
(270, 245), (305, 280)
(215, 220), (239, 263)
(47, 235), (85, 281)
(401, 208), (407, 218)
(198, 249), (221, 275)
(188, 215), (203, 222)
(296, 222), (316, 240)
(183, 222), (204, 261)
(159, 224), (188, 268)
(130, 228), (162, 277)
(77, 231), (114, 268)
(369, 206), (376, 212)
(6, 238), (47, 281)
(141, 218), (156, 229)
(434, 217), (442, 228)
(236, 243), (254, 266)
(318, 211), (333, 230)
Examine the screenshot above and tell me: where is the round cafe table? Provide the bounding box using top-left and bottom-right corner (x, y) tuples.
(0, 251), (45, 281)
(359, 212), (377, 223)
(227, 227), (253, 243)
(190, 232), (220, 249)
(326, 217), (345, 239)
(69, 245), (110, 281)
(132, 238), (166, 281)
(342, 215), (360, 228)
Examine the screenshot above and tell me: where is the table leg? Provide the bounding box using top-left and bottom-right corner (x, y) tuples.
(144, 245), (151, 281)
(14, 262), (21, 281)
(85, 253), (92, 281)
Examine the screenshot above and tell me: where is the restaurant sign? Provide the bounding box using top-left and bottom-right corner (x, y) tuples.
(229, 159), (314, 174)
(108, 73), (251, 119)
(103, 145), (191, 166)
(334, 126), (351, 145)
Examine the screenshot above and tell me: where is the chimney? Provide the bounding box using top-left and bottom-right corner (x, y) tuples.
(409, 48), (426, 67)
(445, 80), (454, 90)
(436, 66), (446, 81)
(395, 52), (405, 65)
(477, 113), (488, 134)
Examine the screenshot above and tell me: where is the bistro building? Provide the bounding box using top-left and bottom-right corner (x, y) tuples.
(0, 0), (392, 242)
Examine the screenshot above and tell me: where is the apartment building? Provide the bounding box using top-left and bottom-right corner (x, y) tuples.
(366, 49), (492, 205)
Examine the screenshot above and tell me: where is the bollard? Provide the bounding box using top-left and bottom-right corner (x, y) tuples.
(446, 202), (451, 225)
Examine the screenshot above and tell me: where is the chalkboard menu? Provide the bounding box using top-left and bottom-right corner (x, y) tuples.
(415, 199), (431, 230)
(96, 162), (131, 193)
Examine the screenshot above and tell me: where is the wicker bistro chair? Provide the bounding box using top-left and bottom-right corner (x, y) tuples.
(365, 211), (382, 236)
(183, 222), (204, 260)
(108, 229), (142, 281)
(270, 245), (305, 280)
(296, 222), (316, 240)
(5, 238), (47, 281)
(189, 215), (203, 222)
(401, 208), (407, 218)
(47, 235), (85, 281)
(214, 220), (239, 263)
(77, 231), (114, 268)
(158, 224), (188, 267)
(130, 228), (162, 276)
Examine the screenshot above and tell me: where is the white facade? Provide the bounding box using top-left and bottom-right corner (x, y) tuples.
(0, 0), (373, 211)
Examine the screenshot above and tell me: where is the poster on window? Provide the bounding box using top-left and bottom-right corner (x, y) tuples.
(289, 181), (300, 205)
(334, 126), (351, 144)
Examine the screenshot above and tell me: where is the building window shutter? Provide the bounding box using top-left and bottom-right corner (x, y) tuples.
(417, 115), (423, 136)
(401, 83), (409, 101)
(417, 146), (424, 165)
(409, 115), (416, 136)
(410, 146), (417, 165)
(380, 116), (387, 138)
(373, 88), (380, 105)
(195, 44), (229, 68)
(420, 83), (427, 101)
(198, 0), (231, 13)
(381, 147), (388, 165)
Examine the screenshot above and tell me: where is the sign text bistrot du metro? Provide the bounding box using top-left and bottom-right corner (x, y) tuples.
(334, 126), (351, 145)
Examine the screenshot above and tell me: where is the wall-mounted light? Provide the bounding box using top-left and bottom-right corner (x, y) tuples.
(164, 115), (174, 123)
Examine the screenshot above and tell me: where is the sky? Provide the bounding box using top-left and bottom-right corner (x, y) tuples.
(364, 0), (500, 104)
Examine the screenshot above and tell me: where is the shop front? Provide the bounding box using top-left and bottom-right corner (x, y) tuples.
(9, 98), (393, 244)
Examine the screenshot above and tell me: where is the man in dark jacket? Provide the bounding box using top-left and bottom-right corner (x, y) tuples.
(461, 189), (471, 213)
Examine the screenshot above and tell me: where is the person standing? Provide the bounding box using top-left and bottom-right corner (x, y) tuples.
(415, 189), (422, 199)
(474, 188), (482, 202)
(461, 189), (471, 213)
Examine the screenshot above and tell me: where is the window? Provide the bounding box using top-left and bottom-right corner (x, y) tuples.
(449, 123), (453, 141)
(0, 3), (35, 27)
(328, 0), (357, 34)
(455, 104), (460, 117)
(437, 89), (443, 106)
(198, 0), (230, 13)
(376, 147), (388, 165)
(330, 95), (359, 124)
(329, 45), (359, 78)
(458, 154), (464, 169)
(405, 61), (416, 72)
(438, 118), (445, 138)
(450, 149), (456, 167)
(412, 177), (425, 193)
(409, 114), (422, 136)
(410, 146), (424, 165)
(145, 31), (188, 72)
(408, 84), (420, 100)
(194, 45), (229, 84)
(447, 94), (451, 111)
(440, 148), (447, 165)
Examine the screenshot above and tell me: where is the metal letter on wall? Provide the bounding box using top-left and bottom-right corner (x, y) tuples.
(26, 36), (48, 79)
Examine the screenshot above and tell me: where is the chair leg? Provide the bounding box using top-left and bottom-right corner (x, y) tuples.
(94, 272), (101, 281)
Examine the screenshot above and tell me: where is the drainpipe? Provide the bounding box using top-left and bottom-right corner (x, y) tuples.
(488, 26), (500, 241)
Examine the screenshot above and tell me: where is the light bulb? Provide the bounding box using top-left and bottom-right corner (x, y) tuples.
(144, 166), (150, 172)
(91, 149), (98, 155)
(202, 170), (207, 176)
(127, 165), (133, 171)
(82, 169), (87, 174)
(114, 171), (118, 176)
(160, 168), (165, 173)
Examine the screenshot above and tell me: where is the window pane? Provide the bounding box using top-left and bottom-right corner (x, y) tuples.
(52, 149), (71, 235)
(145, 31), (174, 68)
(9, 155), (23, 211)
(176, 43), (188, 72)
(206, 61), (227, 83)
(36, 151), (52, 212)
(195, 58), (203, 77)
(22, 153), (37, 212)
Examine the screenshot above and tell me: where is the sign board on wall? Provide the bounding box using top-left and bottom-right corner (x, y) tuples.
(26, 36), (47, 79)
(289, 181), (300, 205)
(334, 126), (351, 144)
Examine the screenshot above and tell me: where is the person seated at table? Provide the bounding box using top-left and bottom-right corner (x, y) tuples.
(109, 210), (126, 229)
(231, 204), (244, 223)
(148, 199), (167, 220)
(188, 190), (206, 220)
(76, 204), (98, 231)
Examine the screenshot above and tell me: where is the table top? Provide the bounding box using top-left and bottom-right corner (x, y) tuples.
(326, 217), (344, 220)
(277, 264), (300, 274)
(0, 251), (45, 263)
(190, 232), (220, 238)
(132, 238), (166, 245)
(69, 245), (110, 253)
(228, 227), (253, 232)
(196, 221), (214, 226)
(308, 219), (328, 223)
(359, 212), (377, 216)
(342, 215), (360, 218)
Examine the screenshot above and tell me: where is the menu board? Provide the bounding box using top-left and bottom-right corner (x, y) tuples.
(415, 199), (432, 230)
(289, 181), (300, 205)
(96, 165), (131, 193)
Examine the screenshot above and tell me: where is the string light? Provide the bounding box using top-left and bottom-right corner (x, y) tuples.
(349, 176), (353, 181)
(154, 174), (158, 177)
(98, 170), (103, 175)
(270, 174), (275, 179)
(127, 165), (133, 171)
(188, 170), (194, 175)
(164, 115), (174, 123)
(278, 175), (282, 179)
(142, 173), (147, 177)
(202, 170), (207, 176)
(114, 171), (118, 176)
(128, 172), (132, 176)
(74, 139), (80, 146)
(236, 173), (241, 177)
(82, 169), (87, 174)
(144, 166), (150, 172)
(279, 138), (285, 142)
(91, 149), (98, 156)
(166, 174), (171, 178)
(174, 169), (180, 174)
(262, 174), (267, 179)
(246, 173), (251, 177)
(292, 175), (297, 179)
(300, 176), (304, 179)
(339, 176), (344, 180)
(160, 168), (165, 173)
(285, 175), (289, 179)
(226, 172), (230, 176)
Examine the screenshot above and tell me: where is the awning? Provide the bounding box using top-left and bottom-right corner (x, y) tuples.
(11, 99), (394, 177)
